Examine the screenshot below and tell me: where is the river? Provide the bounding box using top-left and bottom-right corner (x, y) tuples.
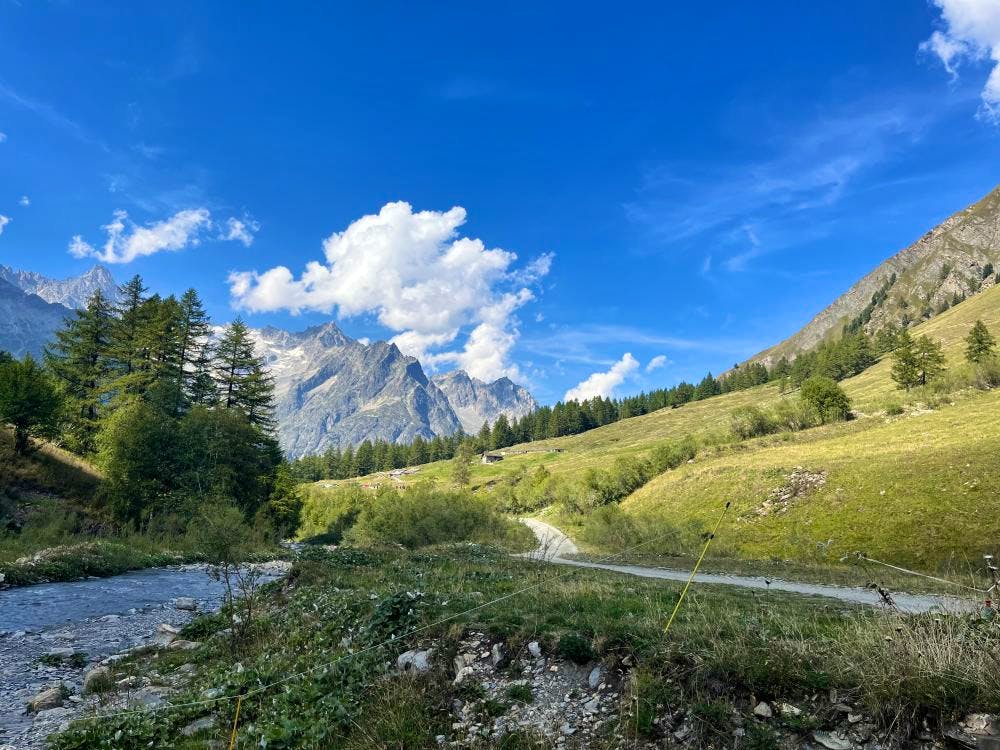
(0, 563), (287, 750)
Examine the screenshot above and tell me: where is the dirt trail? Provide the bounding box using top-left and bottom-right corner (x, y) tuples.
(519, 518), (974, 614)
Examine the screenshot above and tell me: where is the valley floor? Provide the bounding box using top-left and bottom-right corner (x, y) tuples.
(48, 543), (999, 749)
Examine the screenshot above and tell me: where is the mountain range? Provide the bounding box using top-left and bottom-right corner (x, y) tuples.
(251, 323), (537, 457)
(4, 183), (998, 458)
(0, 264), (117, 358)
(752, 184), (1000, 365)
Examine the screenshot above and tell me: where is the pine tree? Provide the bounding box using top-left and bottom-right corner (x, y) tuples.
(890, 331), (919, 390)
(213, 318), (274, 429)
(46, 290), (115, 453)
(108, 275), (149, 396)
(177, 289), (216, 409)
(912, 335), (946, 386)
(476, 421), (492, 451)
(491, 414), (514, 449)
(965, 320), (996, 363)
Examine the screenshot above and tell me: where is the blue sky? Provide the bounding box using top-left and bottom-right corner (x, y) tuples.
(2, 2), (999, 404)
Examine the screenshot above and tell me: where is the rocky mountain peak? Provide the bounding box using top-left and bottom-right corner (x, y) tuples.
(432, 369), (539, 434)
(750, 183), (1000, 366)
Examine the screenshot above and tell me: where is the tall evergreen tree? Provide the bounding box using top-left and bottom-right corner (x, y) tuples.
(177, 289), (216, 409)
(213, 318), (275, 429)
(890, 331), (919, 390)
(912, 335), (947, 386)
(46, 290), (115, 453)
(965, 320), (996, 363)
(108, 275), (149, 392)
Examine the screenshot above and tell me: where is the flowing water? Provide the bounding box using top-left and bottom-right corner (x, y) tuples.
(0, 563), (286, 749)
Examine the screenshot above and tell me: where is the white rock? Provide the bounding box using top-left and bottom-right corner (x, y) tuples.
(397, 648), (434, 673)
(753, 701), (773, 718)
(588, 666), (602, 689)
(167, 639), (202, 651)
(780, 703), (802, 716)
(28, 686), (65, 712)
(813, 730), (853, 750)
(180, 716), (217, 736)
(527, 641), (542, 658)
(174, 597), (198, 611)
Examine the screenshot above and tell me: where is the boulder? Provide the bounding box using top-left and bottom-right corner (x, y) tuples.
(174, 597), (198, 611)
(180, 716), (217, 737)
(753, 702), (773, 719)
(527, 641), (542, 658)
(813, 730), (853, 750)
(167, 639), (202, 651)
(28, 686), (66, 713)
(154, 623), (180, 647)
(397, 648), (434, 673)
(588, 666), (603, 689)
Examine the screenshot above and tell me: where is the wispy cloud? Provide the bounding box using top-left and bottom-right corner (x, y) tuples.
(18, 196), (30, 207)
(0, 80), (108, 151)
(0, 215), (10, 236)
(523, 324), (763, 365)
(625, 98), (933, 272)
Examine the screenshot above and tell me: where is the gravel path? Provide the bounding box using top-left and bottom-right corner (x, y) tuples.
(519, 518), (973, 615)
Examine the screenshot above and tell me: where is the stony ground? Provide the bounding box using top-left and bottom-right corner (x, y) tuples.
(0, 561), (289, 750)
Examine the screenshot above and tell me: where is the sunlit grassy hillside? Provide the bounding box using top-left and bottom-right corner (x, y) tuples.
(310, 285), (1000, 567)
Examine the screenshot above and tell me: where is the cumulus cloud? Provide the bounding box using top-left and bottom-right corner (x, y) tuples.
(221, 216), (259, 246)
(230, 201), (550, 381)
(921, 0), (1000, 119)
(564, 353), (640, 402)
(68, 208), (254, 264)
(0, 215), (9, 235)
(18, 195), (30, 207)
(645, 355), (668, 372)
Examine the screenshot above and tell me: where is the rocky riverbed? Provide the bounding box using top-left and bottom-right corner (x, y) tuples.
(0, 561), (290, 749)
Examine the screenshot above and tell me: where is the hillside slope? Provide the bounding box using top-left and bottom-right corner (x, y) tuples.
(752, 184), (1000, 365)
(322, 285), (1000, 566)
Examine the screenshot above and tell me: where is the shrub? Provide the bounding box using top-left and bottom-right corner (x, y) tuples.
(297, 484), (364, 543)
(730, 405), (778, 440)
(650, 436), (697, 471)
(346, 484), (523, 549)
(555, 632), (595, 664)
(770, 397), (817, 432)
(799, 376), (851, 423)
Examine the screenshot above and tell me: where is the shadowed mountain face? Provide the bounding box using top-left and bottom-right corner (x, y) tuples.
(752, 184), (1000, 365)
(0, 278), (72, 358)
(431, 369), (539, 434)
(252, 323), (464, 458)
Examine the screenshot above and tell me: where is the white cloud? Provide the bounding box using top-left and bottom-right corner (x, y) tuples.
(645, 355), (668, 373)
(69, 208), (214, 263)
(921, 0), (1000, 120)
(18, 195), (30, 207)
(230, 201), (550, 381)
(564, 353), (640, 402)
(0, 132), (6, 143)
(0, 215), (10, 235)
(221, 216), (259, 246)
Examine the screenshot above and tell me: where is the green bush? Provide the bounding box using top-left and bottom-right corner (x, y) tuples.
(730, 405), (778, 439)
(346, 484), (524, 549)
(555, 632), (595, 664)
(800, 376), (851, 423)
(297, 484), (365, 543)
